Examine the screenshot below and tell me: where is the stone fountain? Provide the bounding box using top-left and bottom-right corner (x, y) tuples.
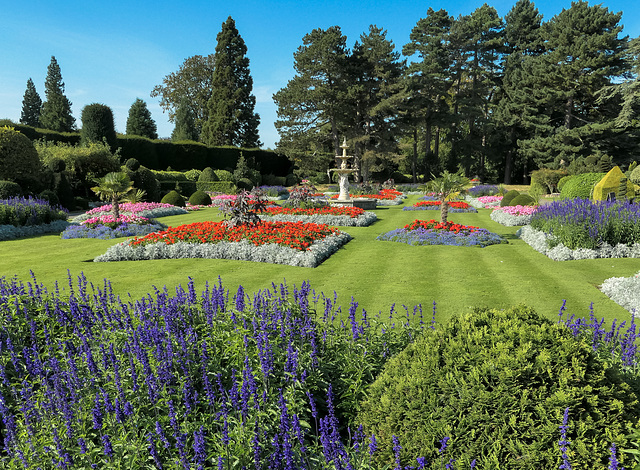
(329, 138), (376, 209)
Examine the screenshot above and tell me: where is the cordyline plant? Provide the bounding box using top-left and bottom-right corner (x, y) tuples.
(218, 188), (268, 227)
(421, 170), (469, 223)
(91, 171), (144, 220)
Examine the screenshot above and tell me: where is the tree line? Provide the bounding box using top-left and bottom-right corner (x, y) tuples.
(274, 0), (640, 184)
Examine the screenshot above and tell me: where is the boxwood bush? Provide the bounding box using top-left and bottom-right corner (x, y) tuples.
(356, 305), (640, 469)
(160, 189), (185, 207)
(560, 172), (605, 199)
(500, 189), (520, 206)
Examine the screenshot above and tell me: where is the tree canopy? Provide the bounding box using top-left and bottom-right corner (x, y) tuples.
(126, 98), (158, 140)
(20, 78), (42, 128)
(40, 56), (75, 133)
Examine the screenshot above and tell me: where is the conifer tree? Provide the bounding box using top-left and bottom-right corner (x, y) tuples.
(20, 78), (42, 127)
(81, 103), (117, 149)
(126, 98), (158, 139)
(201, 16), (261, 148)
(40, 56), (75, 132)
(171, 97), (198, 141)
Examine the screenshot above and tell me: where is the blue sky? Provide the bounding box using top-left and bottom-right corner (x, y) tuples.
(2, 0), (639, 150)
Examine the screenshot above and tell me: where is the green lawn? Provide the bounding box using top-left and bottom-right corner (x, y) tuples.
(1, 195), (636, 324)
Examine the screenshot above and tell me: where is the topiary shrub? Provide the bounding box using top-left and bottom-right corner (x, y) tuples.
(125, 158), (141, 171)
(184, 169), (202, 181)
(48, 157), (66, 173)
(214, 169), (234, 182)
(499, 189), (520, 206)
(356, 305), (640, 469)
(593, 166), (634, 201)
(80, 103), (117, 150)
(630, 165), (640, 184)
(235, 177), (255, 191)
(132, 166), (160, 203)
(285, 173), (299, 187)
(509, 194), (536, 206)
(0, 126), (45, 192)
(199, 167), (218, 182)
(560, 172), (605, 200)
(160, 190), (185, 207)
(188, 190), (212, 206)
(195, 181), (237, 193)
(557, 175), (573, 191)
(0, 180), (22, 198)
(38, 189), (60, 207)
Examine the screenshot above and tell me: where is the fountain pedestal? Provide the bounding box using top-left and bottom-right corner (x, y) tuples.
(329, 138), (375, 209)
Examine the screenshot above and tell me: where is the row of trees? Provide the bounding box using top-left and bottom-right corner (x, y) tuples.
(273, 0), (640, 184)
(20, 57), (159, 140)
(20, 16), (262, 148)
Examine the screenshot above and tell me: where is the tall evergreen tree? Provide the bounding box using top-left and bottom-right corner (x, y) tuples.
(201, 16), (261, 148)
(20, 78), (42, 127)
(273, 26), (350, 174)
(126, 98), (158, 139)
(81, 103), (117, 150)
(40, 56), (75, 132)
(171, 97), (198, 141)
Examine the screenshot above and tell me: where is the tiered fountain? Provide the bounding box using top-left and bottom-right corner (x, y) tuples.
(329, 138), (376, 209)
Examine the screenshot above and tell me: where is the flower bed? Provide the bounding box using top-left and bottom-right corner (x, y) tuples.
(261, 206), (377, 227)
(403, 200), (478, 213)
(377, 219), (504, 247)
(72, 202), (188, 222)
(468, 185), (499, 197)
(601, 271), (640, 316)
(95, 220), (352, 267)
(62, 213), (167, 240)
(490, 205), (538, 226)
(0, 196), (70, 241)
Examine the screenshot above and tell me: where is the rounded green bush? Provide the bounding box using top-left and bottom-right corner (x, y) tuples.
(188, 190), (212, 206)
(132, 166), (160, 202)
(0, 126), (44, 191)
(125, 158), (141, 171)
(38, 189), (60, 206)
(509, 194), (536, 206)
(185, 169), (202, 181)
(285, 174), (299, 187)
(356, 305), (640, 469)
(499, 189), (520, 206)
(557, 175), (574, 191)
(236, 177), (254, 190)
(199, 167), (218, 182)
(560, 172), (605, 199)
(0, 180), (22, 198)
(629, 166), (640, 184)
(161, 190), (185, 207)
(214, 169), (234, 182)
(80, 103), (117, 149)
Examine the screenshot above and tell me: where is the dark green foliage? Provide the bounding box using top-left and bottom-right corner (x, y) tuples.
(262, 174), (287, 186)
(188, 190), (212, 206)
(357, 305), (640, 469)
(598, 155), (613, 173)
(509, 193), (536, 206)
(286, 173), (299, 187)
(171, 97), (198, 142)
(52, 173), (75, 210)
(20, 78), (42, 127)
(201, 16), (261, 148)
(198, 167), (218, 182)
(184, 169), (202, 181)
(500, 189), (520, 206)
(160, 190), (185, 207)
(235, 177), (254, 190)
(2, 120), (81, 145)
(131, 166), (160, 202)
(126, 98), (158, 139)
(48, 157), (66, 173)
(37, 189), (59, 206)
(214, 169), (234, 181)
(309, 171), (329, 185)
(0, 181), (22, 198)
(125, 158), (140, 171)
(39, 56), (75, 132)
(195, 181), (236, 193)
(80, 103), (117, 149)
(560, 172), (606, 199)
(0, 126), (44, 192)
(74, 196), (90, 210)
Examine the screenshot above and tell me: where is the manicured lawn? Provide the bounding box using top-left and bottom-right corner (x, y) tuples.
(0, 195), (635, 324)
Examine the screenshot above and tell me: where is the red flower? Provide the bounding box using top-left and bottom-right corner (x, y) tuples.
(404, 219), (481, 235)
(413, 200), (470, 209)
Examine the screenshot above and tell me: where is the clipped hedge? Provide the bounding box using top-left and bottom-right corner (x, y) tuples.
(357, 305), (640, 469)
(560, 172), (605, 199)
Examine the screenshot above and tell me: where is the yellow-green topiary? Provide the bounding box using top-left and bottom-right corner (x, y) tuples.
(592, 166), (634, 201)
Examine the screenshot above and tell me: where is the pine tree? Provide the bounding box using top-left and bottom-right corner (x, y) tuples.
(171, 97), (198, 141)
(126, 98), (158, 139)
(201, 16), (261, 148)
(40, 56), (75, 132)
(20, 78), (42, 127)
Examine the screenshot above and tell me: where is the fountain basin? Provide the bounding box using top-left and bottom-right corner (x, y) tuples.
(330, 198), (377, 210)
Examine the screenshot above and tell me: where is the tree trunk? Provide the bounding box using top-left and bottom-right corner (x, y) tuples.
(440, 201), (449, 224)
(434, 127), (440, 164)
(113, 196), (120, 220)
(504, 127), (515, 184)
(564, 96), (573, 130)
(425, 123), (432, 174)
(412, 128), (418, 184)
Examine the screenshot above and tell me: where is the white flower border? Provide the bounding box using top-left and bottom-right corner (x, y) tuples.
(94, 231), (352, 268)
(601, 272), (640, 317)
(517, 225), (640, 261)
(260, 211), (377, 227)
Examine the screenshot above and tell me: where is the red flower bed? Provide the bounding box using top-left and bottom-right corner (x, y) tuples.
(128, 221), (340, 251)
(413, 200), (470, 209)
(404, 219), (481, 234)
(263, 206), (365, 218)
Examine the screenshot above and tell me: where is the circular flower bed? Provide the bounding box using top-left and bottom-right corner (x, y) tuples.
(61, 214), (167, 240)
(72, 202), (188, 222)
(95, 220), (352, 267)
(377, 219), (504, 247)
(260, 206), (377, 227)
(403, 200), (478, 213)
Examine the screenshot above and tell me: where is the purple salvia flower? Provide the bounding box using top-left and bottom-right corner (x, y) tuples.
(439, 436), (450, 454)
(417, 456), (428, 469)
(392, 435), (402, 470)
(78, 438), (87, 454)
(156, 421), (170, 449)
(92, 392), (103, 430)
(102, 433), (114, 459)
(193, 426), (206, 470)
(431, 301), (437, 330)
(608, 443), (622, 470)
(559, 407), (571, 470)
(147, 432), (163, 469)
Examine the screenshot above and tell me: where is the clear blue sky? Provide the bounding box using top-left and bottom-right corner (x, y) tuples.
(2, 0), (639, 150)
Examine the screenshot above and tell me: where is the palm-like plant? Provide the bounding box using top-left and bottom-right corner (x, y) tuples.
(422, 170), (470, 223)
(91, 172), (135, 219)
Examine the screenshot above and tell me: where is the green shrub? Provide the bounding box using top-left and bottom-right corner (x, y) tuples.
(357, 305), (640, 469)
(560, 172), (605, 199)
(0, 180), (22, 198)
(38, 189), (59, 206)
(52, 173), (75, 210)
(285, 173), (299, 187)
(309, 171), (329, 185)
(509, 194), (536, 206)
(195, 181), (237, 193)
(262, 174), (287, 186)
(188, 190), (212, 206)
(125, 158), (140, 171)
(160, 190), (185, 207)
(214, 169), (234, 182)
(530, 168), (568, 193)
(390, 171), (411, 184)
(74, 196), (90, 210)
(499, 189), (520, 206)
(557, 175), (574, 191)
(629, 165), (640, 184)
(80, 103), (117, 150)
(184, 169), (202, 181)
(236, 177), (255, 190)
(132, 166), (160, 202)
(199, 167), (218, 182)
(47, 157), (66, 173)
(0, 126), (45, 192)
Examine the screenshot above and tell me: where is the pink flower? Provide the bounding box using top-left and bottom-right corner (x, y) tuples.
(492, 205), (538, 216)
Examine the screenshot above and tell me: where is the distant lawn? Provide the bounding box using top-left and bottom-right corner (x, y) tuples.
(0, 195), (634, 324)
